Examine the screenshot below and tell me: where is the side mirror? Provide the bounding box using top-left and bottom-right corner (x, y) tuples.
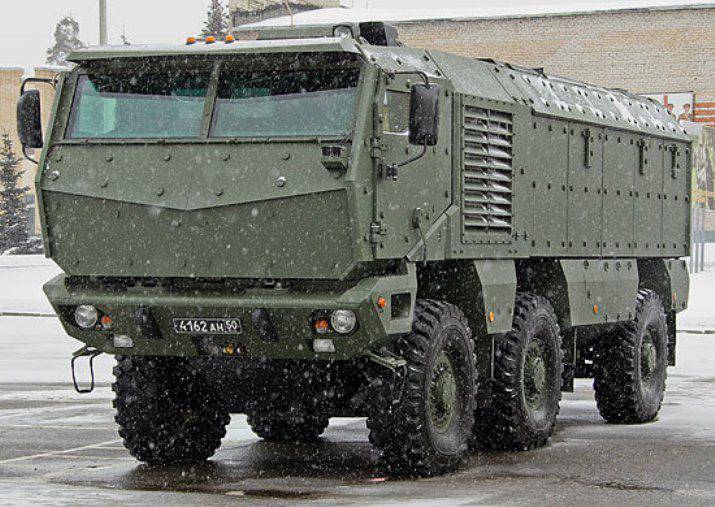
(17, 90), (43, 149)
(409, 83), (440, 146)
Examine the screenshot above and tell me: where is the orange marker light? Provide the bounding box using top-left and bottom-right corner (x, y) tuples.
(100, 315), (113, 329)
(205, 35), (216, 44)
(593, 304), (599, 314)
(225, 34), (235, 43)
(488, 311), (495, 323)
(224, 344), (235, 355)
(377, 297), (387, 310)
(314, 319), (330, 334)
(186, 36), (196, 45)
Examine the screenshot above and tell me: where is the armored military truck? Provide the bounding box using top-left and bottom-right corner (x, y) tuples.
(17, 22), (691, 476)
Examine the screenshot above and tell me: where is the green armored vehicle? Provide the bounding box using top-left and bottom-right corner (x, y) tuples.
(17, 22), (691, 475)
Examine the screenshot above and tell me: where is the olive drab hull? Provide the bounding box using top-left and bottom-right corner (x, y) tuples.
(32, 21), (689, 363)
(25, 22), (691, 475)
(42, 143), (359, 279)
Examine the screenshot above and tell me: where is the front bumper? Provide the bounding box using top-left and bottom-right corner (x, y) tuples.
(44, 267), (416, 360)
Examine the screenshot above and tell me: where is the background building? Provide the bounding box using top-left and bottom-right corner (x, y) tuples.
(229, 0), (344, 27)
(248, 1), (715, 127)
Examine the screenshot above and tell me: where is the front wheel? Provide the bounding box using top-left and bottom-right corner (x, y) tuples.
(367, 300), (477, 477)
(113, 356), (230, 465)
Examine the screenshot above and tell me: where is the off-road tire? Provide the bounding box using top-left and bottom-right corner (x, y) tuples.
(593, 289), (668, 424)
(113, 355), (230, 465)
(247, 412), (329, 441)
(367, 300), (477, 477)
(475, 294), (563, 451)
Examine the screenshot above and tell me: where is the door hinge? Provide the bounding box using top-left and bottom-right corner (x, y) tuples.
(637, 139), (648, 174)
(370, 221), (388, 244)
(582, 128), (593, 168)
(370, 137), (390, 179)
(370, 137), (385, 159)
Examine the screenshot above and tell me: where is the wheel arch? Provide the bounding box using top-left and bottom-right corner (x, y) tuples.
(416, 259), (517, 377)
(637, 258), (690, 314)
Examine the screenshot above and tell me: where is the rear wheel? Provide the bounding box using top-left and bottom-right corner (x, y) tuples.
(113, 356), (230, 465)
(593, 289), (668, 423)
(247, 412), (329, 441)
(367, 300), (477, 477)
(475, 294), (563, 451)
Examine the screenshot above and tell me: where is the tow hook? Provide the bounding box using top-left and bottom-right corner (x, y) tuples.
(367, 350), (406, 371)
(368, 350), (408, 404)
(71, 345), (102, 394)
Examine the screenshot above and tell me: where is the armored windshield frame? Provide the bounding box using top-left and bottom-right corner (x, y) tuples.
(61, 52), (365, 144)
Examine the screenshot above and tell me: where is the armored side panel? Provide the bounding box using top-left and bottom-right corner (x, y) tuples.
(426, 53), (691, 264)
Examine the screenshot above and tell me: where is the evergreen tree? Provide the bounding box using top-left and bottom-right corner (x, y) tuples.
(0, 134), (31, 254)
(201, 0), (230, 38)
(46, 15), (85, 66)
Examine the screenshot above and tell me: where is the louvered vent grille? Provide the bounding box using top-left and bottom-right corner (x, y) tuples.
(462, 106), (513, 235)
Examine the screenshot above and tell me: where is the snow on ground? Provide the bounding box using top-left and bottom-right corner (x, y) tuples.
(0, 255), (61, 315)
(0, 254), (713, 504)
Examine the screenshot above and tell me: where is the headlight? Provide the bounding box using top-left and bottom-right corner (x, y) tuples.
(333, 26), (353, 39)
(74, 305), (98, 329)
(330, 309), (357, 335)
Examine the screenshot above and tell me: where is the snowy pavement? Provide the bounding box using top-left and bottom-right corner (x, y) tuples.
(0, 255), (714, 505)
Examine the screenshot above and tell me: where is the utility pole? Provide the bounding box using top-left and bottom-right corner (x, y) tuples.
(99, 0), (108, 45)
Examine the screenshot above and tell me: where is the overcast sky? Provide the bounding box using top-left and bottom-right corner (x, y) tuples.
(0, 0), (631, 73)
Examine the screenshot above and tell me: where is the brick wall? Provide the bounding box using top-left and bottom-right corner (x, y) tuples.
(396, 6), (715, 126)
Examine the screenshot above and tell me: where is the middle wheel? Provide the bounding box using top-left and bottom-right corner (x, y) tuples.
(475, 293), (563, 451)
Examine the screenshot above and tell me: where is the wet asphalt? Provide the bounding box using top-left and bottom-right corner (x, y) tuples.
(0, 324), (714, 506)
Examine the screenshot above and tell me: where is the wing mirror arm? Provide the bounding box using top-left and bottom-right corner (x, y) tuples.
(386, 70), (431, 87)
(20, 77), (56, 95)
(384, 73), (440, 181)
(386, 143), (427, 181)
(17, 77), (56, 165)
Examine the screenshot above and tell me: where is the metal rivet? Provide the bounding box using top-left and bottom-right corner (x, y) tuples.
(276, 176), (287, 188)
(48, 170), (60, 181)
(163, 154), (172, 162)
(105, 155), (113, 162)
(156, 188), (164, 196)
(222, 153), (230, 161)
(214, 188), (224, 196)
(100, 178), (109, 188)
(282, 152), (291, 161)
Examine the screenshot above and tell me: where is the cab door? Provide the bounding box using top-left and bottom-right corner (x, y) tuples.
(373, 77), (452, 259)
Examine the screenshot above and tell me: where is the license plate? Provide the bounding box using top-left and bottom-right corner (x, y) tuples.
(173, 318), (243, 335)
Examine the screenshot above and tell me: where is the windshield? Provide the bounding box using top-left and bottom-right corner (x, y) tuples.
(210, 68), (359, 138)
(67, 71), (210, 139)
